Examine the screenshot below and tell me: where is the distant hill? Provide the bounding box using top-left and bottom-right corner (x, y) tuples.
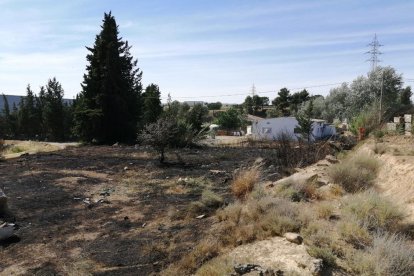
(0, 95), (73, 111)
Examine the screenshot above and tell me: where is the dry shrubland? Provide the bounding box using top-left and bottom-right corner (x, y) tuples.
(328, 153), (380, 192)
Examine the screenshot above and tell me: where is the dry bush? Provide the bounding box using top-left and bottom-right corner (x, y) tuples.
(195, 256), (234, 276)
(231, 167), (260, 200)
(217, 196), (302, 245)
(276, 178), (321, 202)
(201, 189), (223, 208)
(301, 220), (349, 267)
(372, 143), (388, 155)
(188, 189), (224, 216)
(348, 233), (414, 276)
(328, 153), (380, 193)
(341, 191), (405, 232)
(170, 238), (220, 275)
(338, 219), (372, 249)
(315, 201), (335, 219)
(307, 246), (336, 267)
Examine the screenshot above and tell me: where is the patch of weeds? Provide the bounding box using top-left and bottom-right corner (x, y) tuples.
(347, 233), (414, 276)
(315, 201), (335, 219)
(201, 189), (223, 208)
(187, 189), (224, 216)
(328, 153), (379, 193)
(372, 143), (387, 155)
(10, 146), (25, 153)
(276, 178), (321, 202)
(167, 238), (220, 275)
(307, 246), (336, 267)
(231, 167), (260, 200)
(337, 218), (372, 249)
(341, 190), (405, 232)
(179, 177), (212, 194)
(218, 196), (302, 244)
(196, 255), (234, 276)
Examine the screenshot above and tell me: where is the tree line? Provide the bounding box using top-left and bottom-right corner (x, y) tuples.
(1, 12), (412, 144)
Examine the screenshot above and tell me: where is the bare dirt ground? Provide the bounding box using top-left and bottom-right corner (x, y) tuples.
(0, 144), (293, 275)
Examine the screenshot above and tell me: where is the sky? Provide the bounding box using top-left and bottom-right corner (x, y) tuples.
(1, 0), (414, 103)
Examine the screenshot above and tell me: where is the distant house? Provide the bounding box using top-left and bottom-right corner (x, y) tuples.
(250, 116), (336, 141)
(183, 101), (206, 107)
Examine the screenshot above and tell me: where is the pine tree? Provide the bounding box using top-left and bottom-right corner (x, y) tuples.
(74, 12), (143, 144)
(18, 85), (40, 139)
(272, 88), (291, 116)
(142, 84), (162, 125)
(43, 78), (65, 141)
(296, 99), (314, 143)
(1, 94), (12, 138)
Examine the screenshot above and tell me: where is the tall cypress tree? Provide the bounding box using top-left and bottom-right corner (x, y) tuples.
(74, 12), (143, 144)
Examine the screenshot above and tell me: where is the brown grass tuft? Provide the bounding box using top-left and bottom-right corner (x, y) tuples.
(231, 167), (260, 200)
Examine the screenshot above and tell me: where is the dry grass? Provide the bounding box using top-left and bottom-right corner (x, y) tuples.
(372, 142), (388, 155)
(341, 190), (405, 232)
(195, 256), (234, 276)
(187, 189), (224, 216)
(164, 238), (220, 275)
(217, 196), (301, 244)
(276, 178), (321, 202)
(1, 140), (62, 158)
(315, 201), (335, 219)
(348, 233), (414, 276)
(337, 219), (372, 249)
(231, 167), (260, 200)
(328, 153), (380, 193)
(301, 221), (340, 266)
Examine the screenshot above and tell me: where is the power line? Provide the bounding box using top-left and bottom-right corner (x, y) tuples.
(168, 81), (349, 100)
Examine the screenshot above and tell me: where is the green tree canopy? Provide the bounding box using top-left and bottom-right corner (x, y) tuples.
(272, 88), (291, 116)
(74, 12), (143, 144)
(142, 83), (163, 125)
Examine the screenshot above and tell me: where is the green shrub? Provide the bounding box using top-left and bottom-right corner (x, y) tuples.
(328, 153), (379, 193)
(307, 246), (336, 267)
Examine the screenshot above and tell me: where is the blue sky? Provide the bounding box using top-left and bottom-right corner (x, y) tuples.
(1, 0), (413, 103)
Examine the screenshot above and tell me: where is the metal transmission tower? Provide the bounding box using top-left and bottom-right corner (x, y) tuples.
(366, 34), (383, 71)
(251, 84), (256, 97)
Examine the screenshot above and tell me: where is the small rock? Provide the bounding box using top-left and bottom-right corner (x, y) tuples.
(123, 166), (128, 171)
(284, 232), (303, 245)
(196, 214), (206, 219)
(234, 263), (262, 275)
(309, 259), (323, 275)
(112, 142), (119, 147)
(142, 223), (146, 228)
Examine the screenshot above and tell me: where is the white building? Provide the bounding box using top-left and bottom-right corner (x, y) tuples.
(250, 117), (336, 141)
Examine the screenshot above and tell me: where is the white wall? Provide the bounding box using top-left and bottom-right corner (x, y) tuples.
(251, 117), (336, 141)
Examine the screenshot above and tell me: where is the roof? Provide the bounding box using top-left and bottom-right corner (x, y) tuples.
(246, 114), (265, 121)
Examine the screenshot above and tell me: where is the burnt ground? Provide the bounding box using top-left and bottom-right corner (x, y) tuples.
(0, 145), (290, 275)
